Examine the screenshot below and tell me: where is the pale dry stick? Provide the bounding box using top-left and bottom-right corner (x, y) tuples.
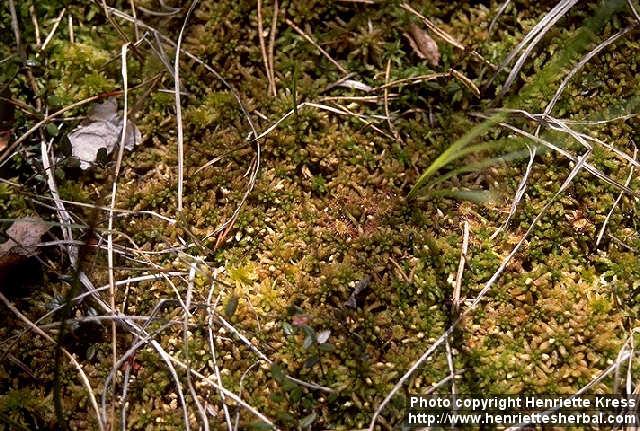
(503, 108), (640, 172)
(257, 0), (272, 96)
(8, 0), (22, 57)
(112, 332), (190, 431)
(425, 372), (460, 395)
(376, 72), (450, 91)
(184, 263), (209, 431)
(206, 277), (234, 431)
(216, 313), (334, 392)
(105, 8), (258, 135)
(0, 291), (105, 431)
(194, 155), (225, 175)
(494, 108), (640, 170)
(250, 101), (382, 145)
(7, 272), (188, 344)
(234, 362), (261, 431)
(629, 0), (640, 23)
(319, 95), (395, 103)
(29, 5), (41, 48)
(170, 358), (281, 430)
(96, 229), (191, 312)
(606, 234), (638, 252)
(448, 221), (470, 422)
(105, 43), (130, 429)
(284, 18), (348, 74)
(614, 334), (637, 397)
(368, 151), (592, 430)
(148, 33), (175, 78)
(499, 0), (579, 98)
(130, 0), (140, 41)
(545, 27), (633, 117)
(120, 360), (132, 431)
(40, 7), (66, 53)
(111, 242), (188, 256)
(137, 2), (181, 17)
(488, 0), (512, 35)
(547, 118), (640, 170)
(384, 60), (400, 141)
(596, 144), (637, 247)
(491, 144), (536, 240)
(485, 118), (638, 197)
(40, 137), (79, 267)
(100, 303), (190, 424)
(487, 0), (578, 92)
(443, 337), (456, 418)
(32, 194), (176, 224)
(563, 113), (638, 125)
(68, 14), (74, 43)
(37, 315), (181, 328)
(400, 3), (464, 49)
(400, 3), (495, 68)
(268, 0), (279, 96)
(626, 333), (635, 395)
(334, 102), (395, 140)
(452, 220), (469, 316)
(174, 0), (201, 213)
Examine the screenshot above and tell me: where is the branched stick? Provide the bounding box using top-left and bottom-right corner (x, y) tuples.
(596, 143), (637, 247)
(285, 18), (348, 74)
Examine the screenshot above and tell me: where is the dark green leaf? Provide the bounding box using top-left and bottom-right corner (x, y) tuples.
(303, 355), (319, 368)
(302, 333), (315, 350)
(271, 362), (285, 383)
(299, 412), (316, 428)
(224, 295), (239, 318)
(282, 322), (294, 336)
(318, 343), (335, 352)
(46, 123), (59, 137)
(248, 421), (273, 430)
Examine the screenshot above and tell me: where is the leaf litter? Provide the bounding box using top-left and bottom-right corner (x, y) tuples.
(67, 97), (141, 169)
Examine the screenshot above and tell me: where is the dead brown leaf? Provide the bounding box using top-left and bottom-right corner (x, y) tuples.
(0, 217), (50, 257)
(405, 23), (440, 67)
(0, 131), (9, 152)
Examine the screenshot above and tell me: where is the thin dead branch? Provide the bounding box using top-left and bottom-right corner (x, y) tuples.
(284, 18), (348, 74)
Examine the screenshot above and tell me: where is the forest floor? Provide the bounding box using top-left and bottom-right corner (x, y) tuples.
(1, 0), (640, 430)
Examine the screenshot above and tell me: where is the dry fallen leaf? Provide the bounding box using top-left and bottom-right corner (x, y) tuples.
(337, 79), (373, 92)
(405, 23), (440, 67)
(292, 315), (310, 326)
(0, 217), (50, 258)
(0, 131), (9, 152)
(68, 98), (141, 169)
(316, 329), (331, 344)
